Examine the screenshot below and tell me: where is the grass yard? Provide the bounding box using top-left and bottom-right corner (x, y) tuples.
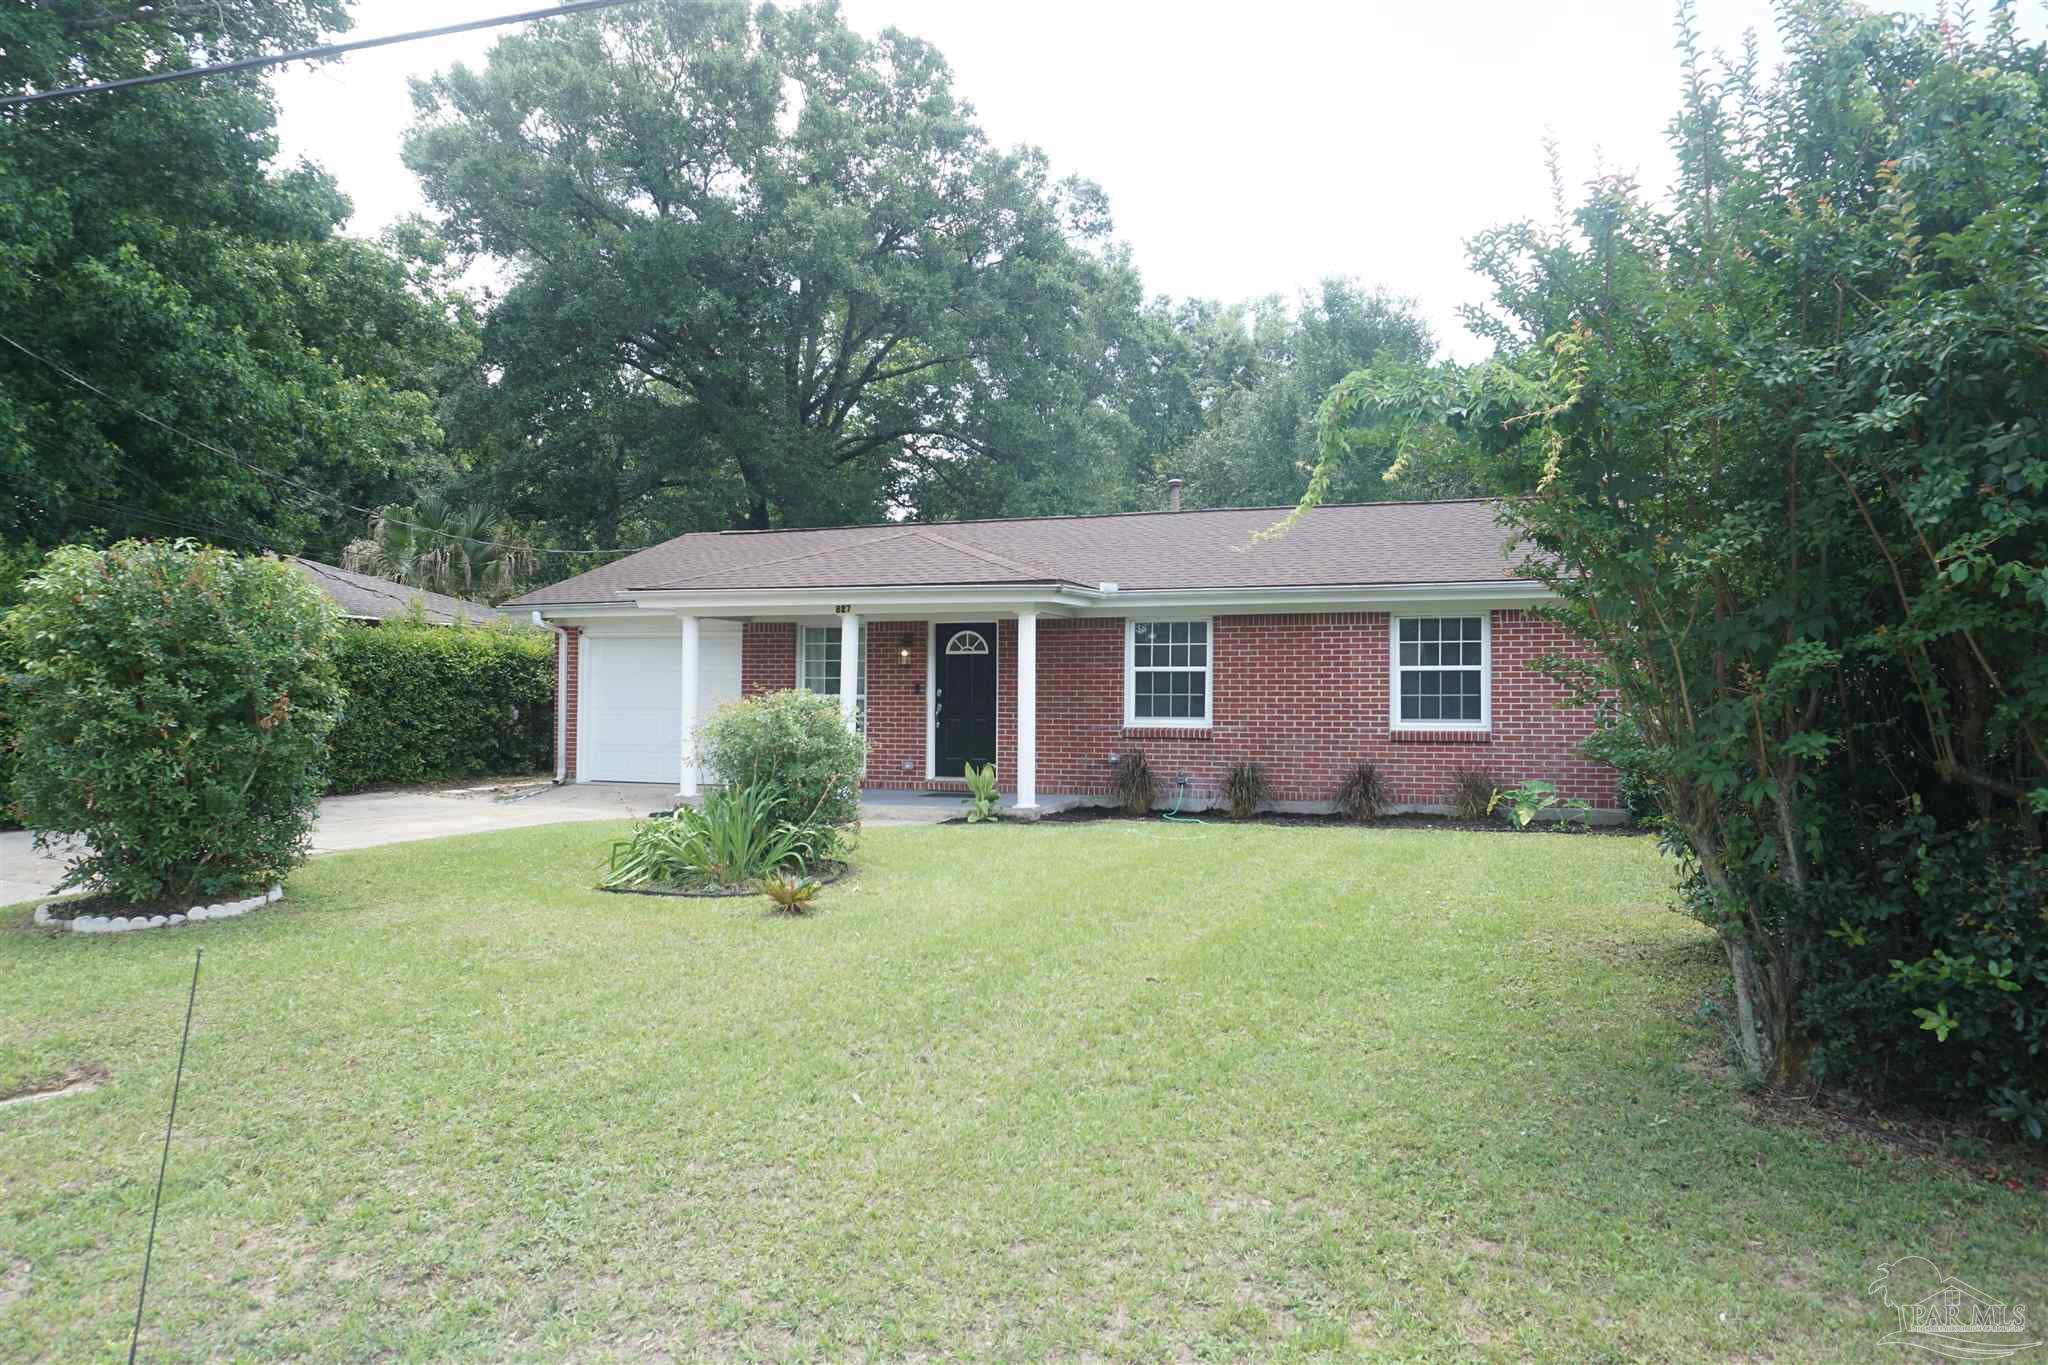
(2, 822), (2042, 1361)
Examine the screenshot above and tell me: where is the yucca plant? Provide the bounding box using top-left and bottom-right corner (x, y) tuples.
(1221, 759), (1271, 819)
(761, 871), (823, 914)
(961, 761), (1000, 823)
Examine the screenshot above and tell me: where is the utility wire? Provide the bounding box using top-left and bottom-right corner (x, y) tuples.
(1, 0), (645, 108)
(0, 330), (653, 559)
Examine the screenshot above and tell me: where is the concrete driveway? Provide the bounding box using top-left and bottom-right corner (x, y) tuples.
(0, 781), (978, 905)
(0, 782), (674, 906)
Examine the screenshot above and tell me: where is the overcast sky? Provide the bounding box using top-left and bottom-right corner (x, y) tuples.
(271, 0), (2030, 361)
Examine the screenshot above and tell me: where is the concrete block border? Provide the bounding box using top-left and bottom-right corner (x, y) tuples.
(34, 884), (284, 934)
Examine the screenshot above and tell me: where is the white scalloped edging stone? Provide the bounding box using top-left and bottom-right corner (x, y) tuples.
(43, 884), (284, 935)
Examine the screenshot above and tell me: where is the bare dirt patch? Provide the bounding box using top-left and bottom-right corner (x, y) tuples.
(0, 1062), (108, 1108)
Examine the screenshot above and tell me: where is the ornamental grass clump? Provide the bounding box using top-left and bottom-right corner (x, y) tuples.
(3, 540), (344, 906)
(1113, 751), (1157, 817)
(1333, 761), (1390, 822)
(1221, 759), (1271, 819)
(603, 782), (820, 890)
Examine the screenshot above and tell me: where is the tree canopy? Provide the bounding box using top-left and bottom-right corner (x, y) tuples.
(407, 0), (1130, 534)
(0, 0), (479, 560)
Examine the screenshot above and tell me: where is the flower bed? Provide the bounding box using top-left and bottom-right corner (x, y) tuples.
(35, 884), (285, 934)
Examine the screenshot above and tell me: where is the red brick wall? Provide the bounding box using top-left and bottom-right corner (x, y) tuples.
(731, 609), (1617, 809)
(556, 626), (582, 781)
(862, 620), (928, 782)
(741, 623), (797, 697)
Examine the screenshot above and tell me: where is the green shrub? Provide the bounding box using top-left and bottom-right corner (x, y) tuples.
(698, 689), (866, 836)
(603, 782), (820, 888)
(1113, 751), (1156, 817)
(1333, 761), (1389, 822)
(1221, 759), (1271, 819)
(1447, 768), (1497, 822)
(1580, 707), (1662, 826)
(1801, 811), (2048, 1140)
(0, 631), (22, 831)
(2, 540), (343, 903)
(326, 621), (554, 792)
(962, 761), (1000, 823)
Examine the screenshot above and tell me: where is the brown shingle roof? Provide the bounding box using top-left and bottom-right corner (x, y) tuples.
(506, 499), (1524, 606)
(292, 559), (521, 625)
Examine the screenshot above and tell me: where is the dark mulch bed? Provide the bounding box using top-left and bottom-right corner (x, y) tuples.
(597, 860), (853, 899)
(1000, 806), (1645, 836)
(37, 889), (248, 922)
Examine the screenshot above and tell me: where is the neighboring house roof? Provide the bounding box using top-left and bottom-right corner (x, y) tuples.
(290, 558), (516, 625)
(508, 499), (1526, 607)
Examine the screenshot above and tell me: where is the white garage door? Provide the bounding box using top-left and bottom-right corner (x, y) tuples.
(580, 624), (741, 784)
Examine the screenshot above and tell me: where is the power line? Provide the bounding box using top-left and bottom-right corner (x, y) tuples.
(0, 329), (652, 559)
(1, 1), (645, 109)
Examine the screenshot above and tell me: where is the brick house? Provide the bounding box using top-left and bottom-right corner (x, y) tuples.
(505, 498), (1618, 815)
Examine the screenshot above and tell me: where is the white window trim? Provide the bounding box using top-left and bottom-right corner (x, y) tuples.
(1389, 612), (1491, 732)
(1122, 616), (1215, 729)
(797, 624), (866, 732)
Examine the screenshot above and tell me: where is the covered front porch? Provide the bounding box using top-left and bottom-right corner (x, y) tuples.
(679, 606), (1055, 815)
(562, 581), (1113, 818)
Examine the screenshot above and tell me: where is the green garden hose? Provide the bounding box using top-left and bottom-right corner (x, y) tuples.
(1160, 776), (1204, 823)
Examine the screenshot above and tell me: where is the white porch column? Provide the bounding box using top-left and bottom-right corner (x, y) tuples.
(678, 614), (701, 799)
(1015, 611), (1039, 813)
(838, 612), (861, 727)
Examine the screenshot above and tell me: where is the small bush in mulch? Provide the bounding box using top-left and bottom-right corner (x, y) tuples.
(1028, 806), (1644, 836)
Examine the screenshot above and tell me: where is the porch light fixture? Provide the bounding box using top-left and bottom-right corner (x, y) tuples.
(898, 634), (913, 662)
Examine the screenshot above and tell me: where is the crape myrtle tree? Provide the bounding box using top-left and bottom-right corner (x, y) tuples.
(0, 2), (481, 561)
(407, 0), (1134, 532)
(1301, 1), (2048, 1130)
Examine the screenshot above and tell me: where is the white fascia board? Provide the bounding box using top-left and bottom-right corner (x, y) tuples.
(527, 604), (657, 625)
(1083, 581), (1556, 613)
(576, 578), (1552, 619)
(628, 585), (1099, 616)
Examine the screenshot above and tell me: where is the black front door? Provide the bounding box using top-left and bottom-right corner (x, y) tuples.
(934, 622), (997, 777)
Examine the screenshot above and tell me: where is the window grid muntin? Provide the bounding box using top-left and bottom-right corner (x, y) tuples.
(1393, 614), (1487, 727)
(1127, 619), (1211, 724)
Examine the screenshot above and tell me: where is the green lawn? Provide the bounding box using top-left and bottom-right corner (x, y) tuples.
(3, 822), (2041, 1361)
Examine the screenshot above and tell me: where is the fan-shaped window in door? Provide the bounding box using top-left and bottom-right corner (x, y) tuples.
(944, 630), (991, 656)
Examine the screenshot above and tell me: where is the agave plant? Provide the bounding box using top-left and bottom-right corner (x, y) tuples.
(761, 871), (823, 914)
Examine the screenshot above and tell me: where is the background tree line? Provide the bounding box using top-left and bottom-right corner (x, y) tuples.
(1, 0), (1455, 606)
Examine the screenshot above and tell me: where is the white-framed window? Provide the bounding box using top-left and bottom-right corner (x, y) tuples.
(1125, 618), (1212, 727)
(798, 626), (866, 728)
(1391, 614), (1489, 729)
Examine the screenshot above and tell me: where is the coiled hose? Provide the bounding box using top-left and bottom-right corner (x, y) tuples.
(1160, 775), (1204, 823)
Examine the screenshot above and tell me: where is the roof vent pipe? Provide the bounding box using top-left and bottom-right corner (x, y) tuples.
(1167, 478), (1183, 512)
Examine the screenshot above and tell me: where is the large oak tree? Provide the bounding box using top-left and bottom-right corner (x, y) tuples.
(406, 0), (1124, 532)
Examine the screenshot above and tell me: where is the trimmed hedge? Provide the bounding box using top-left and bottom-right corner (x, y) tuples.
(326, 623), (555, 793)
